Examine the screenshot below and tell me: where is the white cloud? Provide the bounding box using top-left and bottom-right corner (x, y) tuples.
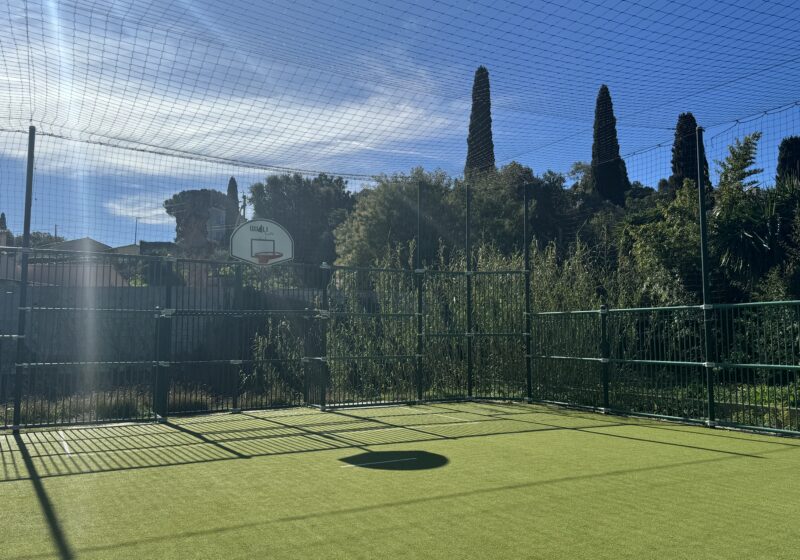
(0, 3), (462, 178)
(103, 196), (174, 225)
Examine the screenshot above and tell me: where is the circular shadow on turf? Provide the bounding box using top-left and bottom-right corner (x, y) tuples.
(340, 450), (448, 470)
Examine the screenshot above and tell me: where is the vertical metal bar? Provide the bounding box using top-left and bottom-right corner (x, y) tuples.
(232, 262), (243, 411)
(319, 262), (330, 411)
(13, 126), (35, 431)
(600, 305), (610, 410)
(696, 126), (716, 424)
(415, 180), (424, 402)
(0, 341), (6, 425)
(523, 183), (533, 402)
(153, 259), (173, 421)
(465, 180), (473, 398)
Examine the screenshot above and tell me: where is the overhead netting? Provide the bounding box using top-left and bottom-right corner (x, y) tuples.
(0, 0), (799, 247)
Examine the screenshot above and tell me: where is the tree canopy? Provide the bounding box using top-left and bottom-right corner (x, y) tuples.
(334, 169), (458, 267)
(464, 66), (495, 179)
(249, 173), (353, 265)
(164, 188), (228, 257)
(776, 136), (800, 184)
(590, 85), (630, 205)
(668, 112), (709, 193)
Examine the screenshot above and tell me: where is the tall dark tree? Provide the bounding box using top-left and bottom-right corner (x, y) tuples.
(590, 85), (630, 205)
(667, 112), (709, 192)
(225, 176), (240, 244)
(464, 66), (495, 178)
(0, 212), (6, 230)
(776, 136), (800, 184)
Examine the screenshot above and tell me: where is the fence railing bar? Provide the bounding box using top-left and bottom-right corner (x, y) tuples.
(608, 358), (703, 367)
(27, 307), (158, 313)
(533, 355), (604, 362)
(606, 305), (703, 313)
(18, 360), (157, 367)
(712, 300), (800, 310)
(325, 355), (417, 361)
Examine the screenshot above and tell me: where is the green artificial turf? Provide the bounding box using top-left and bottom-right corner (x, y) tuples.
(2, 402), (799, 559)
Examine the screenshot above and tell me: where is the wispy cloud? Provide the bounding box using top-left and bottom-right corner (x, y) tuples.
(0, 2), (462, 177)
(103, 196), (174, 225)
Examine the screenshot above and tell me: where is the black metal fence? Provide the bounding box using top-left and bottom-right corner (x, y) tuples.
(0, 248), (532, 428)
(534, 303), (800, 433)
(2, 246), (798, 434)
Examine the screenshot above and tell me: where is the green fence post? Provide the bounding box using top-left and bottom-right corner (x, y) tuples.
(416, 268), (425, 402)
(231, 262), (243, 412)
(12, 126), (35, 432)
(0, 341), (5, 418)
(153, 259), (174, 422)
(600, 305), (610, 411)
(523, 183), (533, 403)
(465, 180), (473, 399)
(318, 262), (331, 411)
(696, 126), (716, 424)
(415, 179), (425, 403)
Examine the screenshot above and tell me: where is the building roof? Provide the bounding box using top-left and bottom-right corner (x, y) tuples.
(108, 243), (140, 255)
(42, 237), (112, 253)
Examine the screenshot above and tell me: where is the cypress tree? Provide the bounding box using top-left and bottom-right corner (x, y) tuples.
(776, 136), (800, 184)
(668, 112), (709, 192)
(225, 177), (240, 243)
(590, 85), (630, 205)
(464, 66), (495, 178)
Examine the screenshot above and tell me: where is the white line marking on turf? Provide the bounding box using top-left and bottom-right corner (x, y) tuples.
(57, 431), (72, 456)
(340, 458), (417, 468)
(433, 413), (469, 422)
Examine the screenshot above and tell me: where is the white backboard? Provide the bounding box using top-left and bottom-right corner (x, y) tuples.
(230, 219), (294, 266)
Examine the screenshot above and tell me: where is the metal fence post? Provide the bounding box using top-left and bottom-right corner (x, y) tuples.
(465, 180), (474, 398)
(153, 259), (174, 421)
(12, 126), (35, 432)
(415, 179), (424, 403)
(0, 341), (5, 417)
(318, 262), (331, 411)
(523, 183), (533, 402)
(415, 268), (424, 402)
(696, 126), (716, 424)
(232, 262), (243, 411)
(600, 305), (610, 411)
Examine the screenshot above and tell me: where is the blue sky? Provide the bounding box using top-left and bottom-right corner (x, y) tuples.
(1, 0), (799, 246)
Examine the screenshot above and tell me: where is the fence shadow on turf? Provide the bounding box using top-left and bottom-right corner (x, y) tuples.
(13, 434), (75, 560)
(1, 403), (795, 484)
